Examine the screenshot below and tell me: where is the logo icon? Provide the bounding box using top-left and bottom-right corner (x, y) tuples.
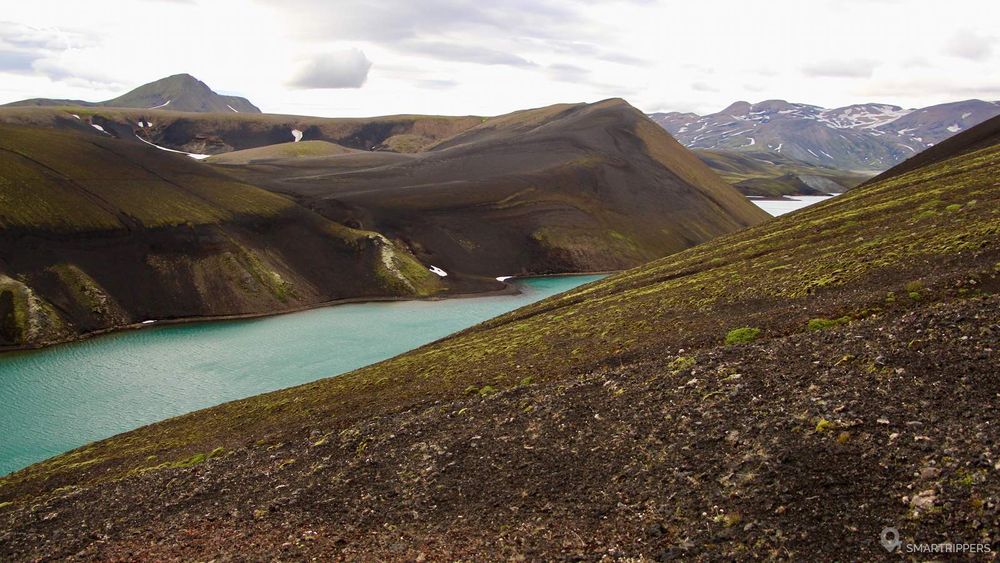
(881, 527), (901, 552)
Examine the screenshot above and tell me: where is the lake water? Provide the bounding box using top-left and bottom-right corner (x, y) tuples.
(750, 194), (838, 216)
(0, 275), (603, 476)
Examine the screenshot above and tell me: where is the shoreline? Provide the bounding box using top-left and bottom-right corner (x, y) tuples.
(0, 270), (615, 357)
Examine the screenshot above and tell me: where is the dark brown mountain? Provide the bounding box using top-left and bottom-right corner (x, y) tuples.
(211, 99), (769, 276)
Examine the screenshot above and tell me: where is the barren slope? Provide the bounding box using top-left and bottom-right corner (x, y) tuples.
(216, 99), (769, 276)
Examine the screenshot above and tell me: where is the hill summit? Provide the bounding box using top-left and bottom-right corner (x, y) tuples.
(3, 74), (261, 113)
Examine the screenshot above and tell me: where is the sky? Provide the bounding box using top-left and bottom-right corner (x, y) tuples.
(0, 0), (998, 118)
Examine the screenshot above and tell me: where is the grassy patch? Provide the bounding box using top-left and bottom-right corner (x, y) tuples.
(724, 327), (761, 345)
(807, 317), (849, 331)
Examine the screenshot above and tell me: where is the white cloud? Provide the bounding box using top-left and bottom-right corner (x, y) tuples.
(0, 0), (996, 117)
(289, 49), (372, 89)
(802, 59), (879, 78)
(945, 29), (995, 61)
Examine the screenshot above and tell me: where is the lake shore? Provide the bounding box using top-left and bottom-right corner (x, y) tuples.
(0, 274), (609, 475)
(0, 270), (618, 356)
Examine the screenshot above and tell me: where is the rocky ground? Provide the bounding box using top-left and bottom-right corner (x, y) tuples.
(1, 293), (997, 560)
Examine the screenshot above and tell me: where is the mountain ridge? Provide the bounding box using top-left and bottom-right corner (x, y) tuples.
(650, 98), (1000, 172)
(3, 74), (261, 114)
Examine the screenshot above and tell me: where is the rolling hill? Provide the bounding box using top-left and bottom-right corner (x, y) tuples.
(0, 124), (444, 349)
(0, 97), (768, 349)
(1, 96), (997, 559)
(3, 74), (261, 113)
(213, 99), (769, 276)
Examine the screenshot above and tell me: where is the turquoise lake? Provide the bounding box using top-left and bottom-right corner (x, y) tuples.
(0, 275), (603, 476)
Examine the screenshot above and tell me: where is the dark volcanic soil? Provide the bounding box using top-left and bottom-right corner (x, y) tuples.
(1, 294), (996, 560)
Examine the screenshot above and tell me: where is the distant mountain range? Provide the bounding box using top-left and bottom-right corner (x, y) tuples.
(3, 74), (261, 113)
(650, 99), (1000, 173)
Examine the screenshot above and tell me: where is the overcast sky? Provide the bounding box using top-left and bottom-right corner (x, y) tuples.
(1, 0), (998, 117)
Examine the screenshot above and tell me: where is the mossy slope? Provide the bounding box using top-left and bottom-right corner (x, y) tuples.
(0, 124), (445, 348)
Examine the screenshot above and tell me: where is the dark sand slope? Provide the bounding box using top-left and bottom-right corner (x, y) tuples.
(2, 108), (998, 559)
(0, 124), (443, 350)
(217, 99), (770, 276)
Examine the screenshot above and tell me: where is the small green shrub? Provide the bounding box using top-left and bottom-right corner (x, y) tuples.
(478, 385), (497, 397)
(945, 204), (962, 212)
(725, 327), (761, 345)
(807, 317), (849, 331)
(668, 356), (696, 373)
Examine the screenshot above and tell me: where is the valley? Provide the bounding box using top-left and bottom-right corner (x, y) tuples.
(0, 85), (767, 351)
(1, 100), (996, 558)
(0, 26), (997, 557)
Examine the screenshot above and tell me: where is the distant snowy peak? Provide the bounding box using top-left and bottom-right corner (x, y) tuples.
(816, 104), (911, 130)
(649, 98), (1000, 171)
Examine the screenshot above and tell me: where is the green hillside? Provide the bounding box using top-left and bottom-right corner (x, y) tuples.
(2, 112), (997, 559)
(0, 124), (443, 349)
(205, 140), (360, 164)
(0, 124), (292, 230)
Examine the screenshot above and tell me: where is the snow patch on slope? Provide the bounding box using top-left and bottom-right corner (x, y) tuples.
(134, 134), (211, 160)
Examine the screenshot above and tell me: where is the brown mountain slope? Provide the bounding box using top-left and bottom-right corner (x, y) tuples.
(0, 124), (442, 350)
(215, 99), (770, 276)
(1, 104), (997, 559)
